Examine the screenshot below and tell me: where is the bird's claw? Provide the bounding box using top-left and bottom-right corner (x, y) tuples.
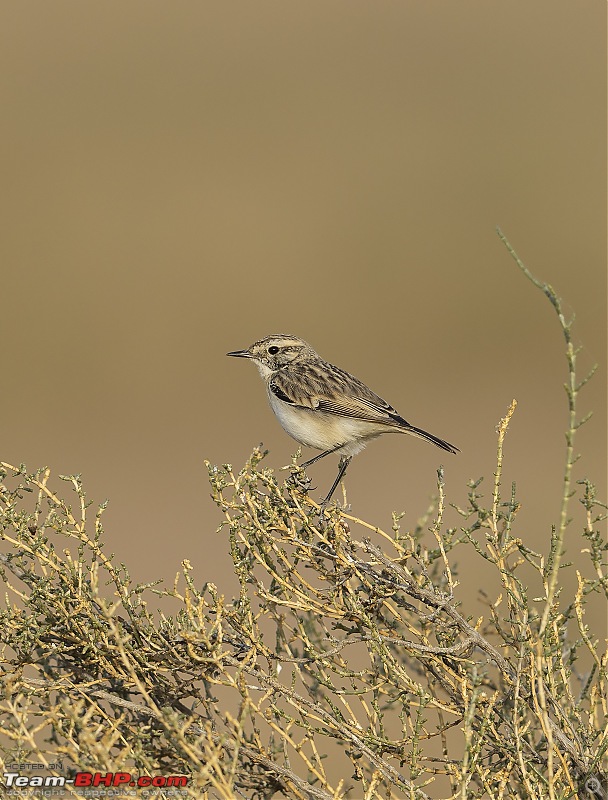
(287, 469), (315, 494)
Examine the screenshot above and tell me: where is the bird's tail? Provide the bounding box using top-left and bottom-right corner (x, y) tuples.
(404, 424), (459, 454)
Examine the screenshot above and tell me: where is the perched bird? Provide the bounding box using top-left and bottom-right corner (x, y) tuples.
(227, 334), (458, 503)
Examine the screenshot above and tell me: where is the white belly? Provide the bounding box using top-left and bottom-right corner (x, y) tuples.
(267, 389), (388, 456)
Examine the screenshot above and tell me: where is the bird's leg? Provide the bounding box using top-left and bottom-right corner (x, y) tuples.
(289, 444), (347, 497)
(323, 455), (352, 505)
(300, 443), (346, 469)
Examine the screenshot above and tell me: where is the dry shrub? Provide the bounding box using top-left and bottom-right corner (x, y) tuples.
(1, 237), (606, 799)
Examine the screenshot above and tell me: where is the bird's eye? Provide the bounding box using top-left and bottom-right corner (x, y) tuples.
(268, 346), (280, 355)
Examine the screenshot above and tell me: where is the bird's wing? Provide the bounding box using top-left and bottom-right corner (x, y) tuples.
(270, 364), (408, 427)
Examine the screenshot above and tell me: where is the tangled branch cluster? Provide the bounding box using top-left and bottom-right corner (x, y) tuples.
(0, 420), (606, 798)
(0, 241), (606, 798)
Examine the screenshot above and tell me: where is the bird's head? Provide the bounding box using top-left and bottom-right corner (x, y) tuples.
(227, 334), (315, 377)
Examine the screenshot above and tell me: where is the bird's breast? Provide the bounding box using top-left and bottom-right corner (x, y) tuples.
(267, 388), (386, 453)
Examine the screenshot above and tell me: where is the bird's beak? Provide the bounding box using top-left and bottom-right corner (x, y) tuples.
(226, 349), (252, 358)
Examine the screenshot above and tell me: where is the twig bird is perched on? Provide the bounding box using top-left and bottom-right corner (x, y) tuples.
(227, 335), (459, 504)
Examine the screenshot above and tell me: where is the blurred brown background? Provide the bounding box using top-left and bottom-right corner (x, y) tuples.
(1, 2), (605, 612)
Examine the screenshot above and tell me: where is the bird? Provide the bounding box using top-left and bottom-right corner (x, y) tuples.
(227, 334), (458, 504)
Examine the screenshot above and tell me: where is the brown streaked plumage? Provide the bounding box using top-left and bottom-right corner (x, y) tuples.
(227, 334), (458, 503)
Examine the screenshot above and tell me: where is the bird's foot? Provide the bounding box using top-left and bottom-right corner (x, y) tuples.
(318, 497), (351, 514)
(286, 468), (315, 494)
